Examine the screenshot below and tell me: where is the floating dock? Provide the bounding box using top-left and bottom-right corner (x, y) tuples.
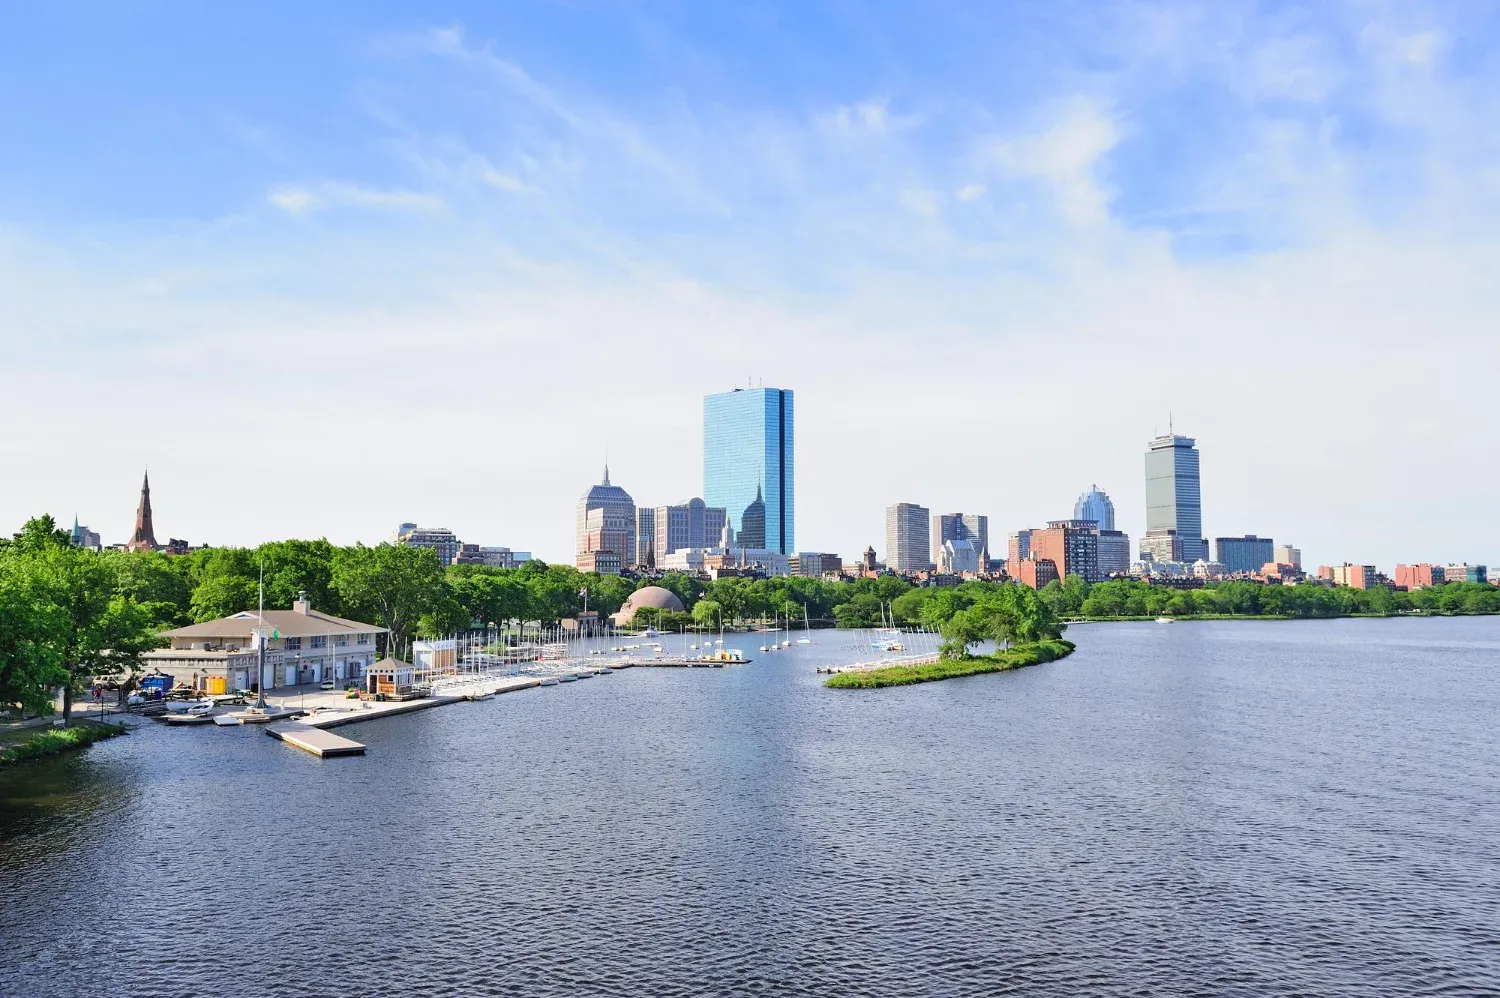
(265, 723), (366, 757)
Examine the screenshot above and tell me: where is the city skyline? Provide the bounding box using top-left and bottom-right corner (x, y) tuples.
(2, 4), (1497, 568)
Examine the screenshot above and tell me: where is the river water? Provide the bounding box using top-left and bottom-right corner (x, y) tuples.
(3, 618), (1498, 997)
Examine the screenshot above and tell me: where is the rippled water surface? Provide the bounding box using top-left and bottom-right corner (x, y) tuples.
(4, 618), (1500, 997)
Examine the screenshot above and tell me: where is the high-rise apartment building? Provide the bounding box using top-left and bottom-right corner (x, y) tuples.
(1394, 564), (1443, 589)
(704, 387), (794, 554)
(1273, 543), (1301, 568)
(1215, 535), (1274, 575)
(1007, 530), (1033, 574)
(885, 502), (933, 573)
(575, 466), (637, 570)
(1030, 520), (1102, 583)
(931, 513), (989, 567)
(1145, 431), (1204, 563)
(395, 523), (462, 567)
(653, 498), (728, 558)
(1444, 563), (1488, 584)
(1073, 485), (1116, 531)
(1319, 564), (1380, 589)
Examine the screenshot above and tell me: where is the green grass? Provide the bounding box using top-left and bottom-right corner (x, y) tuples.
(0, 721), (127, 766)
(825, 639), (1075, 689)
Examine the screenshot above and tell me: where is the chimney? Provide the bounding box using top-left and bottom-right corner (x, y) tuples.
(293, 590), (311, 615)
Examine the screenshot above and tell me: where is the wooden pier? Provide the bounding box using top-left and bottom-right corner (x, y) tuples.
(265, 724), (366, 757)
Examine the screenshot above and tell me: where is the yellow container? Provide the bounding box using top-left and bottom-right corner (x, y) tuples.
(204, 676), (226, 695)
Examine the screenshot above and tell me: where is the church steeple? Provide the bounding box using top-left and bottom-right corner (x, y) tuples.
(127, 470), (159, 552)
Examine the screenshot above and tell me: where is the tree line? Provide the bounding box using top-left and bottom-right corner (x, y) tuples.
(4, 512), (1494, 718)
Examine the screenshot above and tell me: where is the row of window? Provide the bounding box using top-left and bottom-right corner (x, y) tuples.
(281, 633), (373, 650)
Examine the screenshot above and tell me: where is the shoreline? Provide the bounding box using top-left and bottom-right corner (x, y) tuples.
(0, 720), (128, 767)
(825, 639), (1075, 689)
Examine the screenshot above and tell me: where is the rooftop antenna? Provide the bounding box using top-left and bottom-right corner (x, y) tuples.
(1169, 411), (1174, 436)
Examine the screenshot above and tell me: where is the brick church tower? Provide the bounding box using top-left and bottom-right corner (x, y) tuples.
(126, 471), (159, 553)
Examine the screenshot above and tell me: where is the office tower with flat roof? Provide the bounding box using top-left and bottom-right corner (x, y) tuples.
(704, 387), (794, 554)
(653, 498), (728, 558)
(885, 502), (933, 573)
(1097, 529), (1131, 576)
(931, 513), (989, 567)
(1273, 543), (1301, 569)
(1215, 535), (1274, 575)
(1073, 485), (1116, 531)
(1145, 431), (1204, 563)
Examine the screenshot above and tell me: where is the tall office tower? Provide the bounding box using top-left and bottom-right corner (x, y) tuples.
(1273, 543), (1301, 569)
(1145, 430), (1204, 563)
(575, 466), (636, 570)
(704, 387), (794, 554)
(653, 498), (728, 558)
(1215, 535), (1274, 575)
(635, 507), (656, 569)
(885, 502), (933, 573)
(1096, 530), (1132, 576)
(1073, 485), (1116, 531)
(931, 513), (989, 567)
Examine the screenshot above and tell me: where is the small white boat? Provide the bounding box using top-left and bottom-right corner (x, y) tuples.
(599, 667), (615, 675)
(558, 674), (577, 683)
(539, 677), (559, 687)
(1155, 616), (1173, 624)
(186, 700), (215, 717)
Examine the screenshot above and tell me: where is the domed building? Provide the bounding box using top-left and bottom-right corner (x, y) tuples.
(612, 585), (686, 627)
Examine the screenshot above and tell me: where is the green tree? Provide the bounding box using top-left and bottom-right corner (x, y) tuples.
(189, 575), (260, 622)
(332, 543), (447, 660)
(692, 599), (723, 630)
(9, 516), (163, 720)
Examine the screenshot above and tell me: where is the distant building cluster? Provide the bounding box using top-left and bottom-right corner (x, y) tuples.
(394, 523), (530, 569)
(571, 386), (807, 579)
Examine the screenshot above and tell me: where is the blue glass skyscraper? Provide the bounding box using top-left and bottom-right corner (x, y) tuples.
(703, 387), (794, 554)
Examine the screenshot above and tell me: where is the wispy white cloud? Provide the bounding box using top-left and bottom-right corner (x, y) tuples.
(954, 183), (986, 202)
(981, 100), (1121, 226)
(268, 183), (443, 214)
(482, 170), (540, 194)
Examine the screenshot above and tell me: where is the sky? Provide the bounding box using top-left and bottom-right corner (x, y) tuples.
(1, 0), (1497, 569)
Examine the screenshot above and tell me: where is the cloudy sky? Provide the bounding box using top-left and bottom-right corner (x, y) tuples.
(2, 1), (1496, 568)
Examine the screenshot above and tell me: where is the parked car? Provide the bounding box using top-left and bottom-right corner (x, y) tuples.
(319, 679), (337, 691)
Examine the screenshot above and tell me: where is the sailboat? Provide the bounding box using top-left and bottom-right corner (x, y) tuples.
(796, 604), (813, 644)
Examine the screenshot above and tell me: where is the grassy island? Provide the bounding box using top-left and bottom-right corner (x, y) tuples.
(826, 639), (1075, 689)
(0, 721), (126, 766)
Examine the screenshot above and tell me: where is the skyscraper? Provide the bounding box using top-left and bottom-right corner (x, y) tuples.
(1214, 535), (1274, 575)
(1145, 431), (1204, 563)
(575, 466), (637, 569)
(703, 387), (794, 554)
(885, 502), (933, 573)
(1073, 485), (1116, 531)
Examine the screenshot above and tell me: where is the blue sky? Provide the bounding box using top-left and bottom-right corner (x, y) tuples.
(2, 1), (1496, 566)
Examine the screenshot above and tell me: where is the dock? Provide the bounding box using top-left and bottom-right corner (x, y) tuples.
(265, 724), (366, 757)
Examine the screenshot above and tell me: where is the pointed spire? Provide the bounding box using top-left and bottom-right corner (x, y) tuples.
(602, 463), (610, 486)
